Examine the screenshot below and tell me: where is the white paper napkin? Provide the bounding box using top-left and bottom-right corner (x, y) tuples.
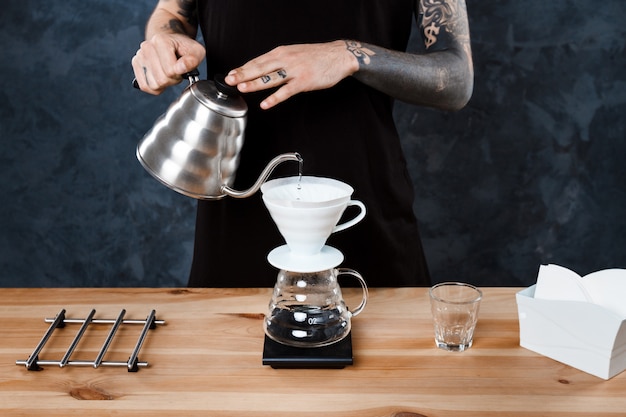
(534, 264), (626, 318)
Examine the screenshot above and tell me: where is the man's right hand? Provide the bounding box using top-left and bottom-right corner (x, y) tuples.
(131, 32), (206, 95)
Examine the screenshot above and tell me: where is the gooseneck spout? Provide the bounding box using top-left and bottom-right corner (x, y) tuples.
(221, 152), (302, 199)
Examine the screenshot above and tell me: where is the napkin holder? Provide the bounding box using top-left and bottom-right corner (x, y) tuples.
(516, 285), (626, 379)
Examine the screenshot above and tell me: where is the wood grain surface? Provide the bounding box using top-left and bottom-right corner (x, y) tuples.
(1, 287), (625, 416)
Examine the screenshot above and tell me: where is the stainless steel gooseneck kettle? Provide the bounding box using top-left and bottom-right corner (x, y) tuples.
(136, 71), (300, 200)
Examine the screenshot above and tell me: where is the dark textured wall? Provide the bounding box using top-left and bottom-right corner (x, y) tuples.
(1, 1), (625, 288)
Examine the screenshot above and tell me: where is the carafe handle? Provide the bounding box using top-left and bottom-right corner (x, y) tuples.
(336, 268), (368, 317)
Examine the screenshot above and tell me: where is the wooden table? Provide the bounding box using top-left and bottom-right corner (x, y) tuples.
(1, 287), (624, 416)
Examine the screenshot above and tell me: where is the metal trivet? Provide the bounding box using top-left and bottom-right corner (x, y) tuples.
(16, 308), (164, 372)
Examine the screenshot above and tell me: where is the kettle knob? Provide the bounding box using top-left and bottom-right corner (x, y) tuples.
(214, 74), (240, 97)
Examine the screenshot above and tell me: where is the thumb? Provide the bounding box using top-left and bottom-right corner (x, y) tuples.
(172, 41), (205, 75)
(174, 56), (198, 75)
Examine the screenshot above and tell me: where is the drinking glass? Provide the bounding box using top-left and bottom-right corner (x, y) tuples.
(429, 282), (482, 352)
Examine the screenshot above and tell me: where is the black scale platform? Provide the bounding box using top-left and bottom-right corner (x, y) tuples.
(262, 332), (353, 369)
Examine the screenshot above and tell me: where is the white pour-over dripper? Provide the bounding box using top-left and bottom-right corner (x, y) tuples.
(261, 176), (353, 207)
(261, 176), (366, 272)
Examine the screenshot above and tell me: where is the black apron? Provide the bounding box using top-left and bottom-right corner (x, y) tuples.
(189, 0), (430, 287)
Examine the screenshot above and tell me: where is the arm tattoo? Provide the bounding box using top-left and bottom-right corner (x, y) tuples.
(345, 41), (376, 66)
(168, 19), (186, 34)
(353, 0), (473, 109)
(419, 0), (466, 49)
(177, 0), (198, 27)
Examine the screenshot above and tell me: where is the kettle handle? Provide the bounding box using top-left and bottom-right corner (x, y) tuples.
(185, 69), (200, 85)
(132, 69), (200, 89)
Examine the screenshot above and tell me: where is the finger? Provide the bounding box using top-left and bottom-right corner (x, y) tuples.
(226, 51), (287, 85)
(132, 50), (159, 95)
(141, 36), (193, 92)
(172, 38), (206, 73)
(147, 37), (181, 83)
(259, 69), (288, 86)
(132, 43), (171, 94)
(237, 69), (290, 93)
(173, 54), (198, 75)
(260, 82), (297, 110)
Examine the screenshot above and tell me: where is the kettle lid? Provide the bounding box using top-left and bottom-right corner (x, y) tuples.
(189, 74), (247, 118)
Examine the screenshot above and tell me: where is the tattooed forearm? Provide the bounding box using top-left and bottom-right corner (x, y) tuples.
(351, 0), (473, 110)
(147, 0), (199, 40)
(345, 41), (376, 66)
(177, 0), (198, 27)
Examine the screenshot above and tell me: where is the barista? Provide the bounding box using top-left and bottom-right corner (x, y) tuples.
(131, 0), (474, 287)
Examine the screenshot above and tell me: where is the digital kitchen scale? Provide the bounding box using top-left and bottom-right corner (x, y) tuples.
(262, 332), (353, 369)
